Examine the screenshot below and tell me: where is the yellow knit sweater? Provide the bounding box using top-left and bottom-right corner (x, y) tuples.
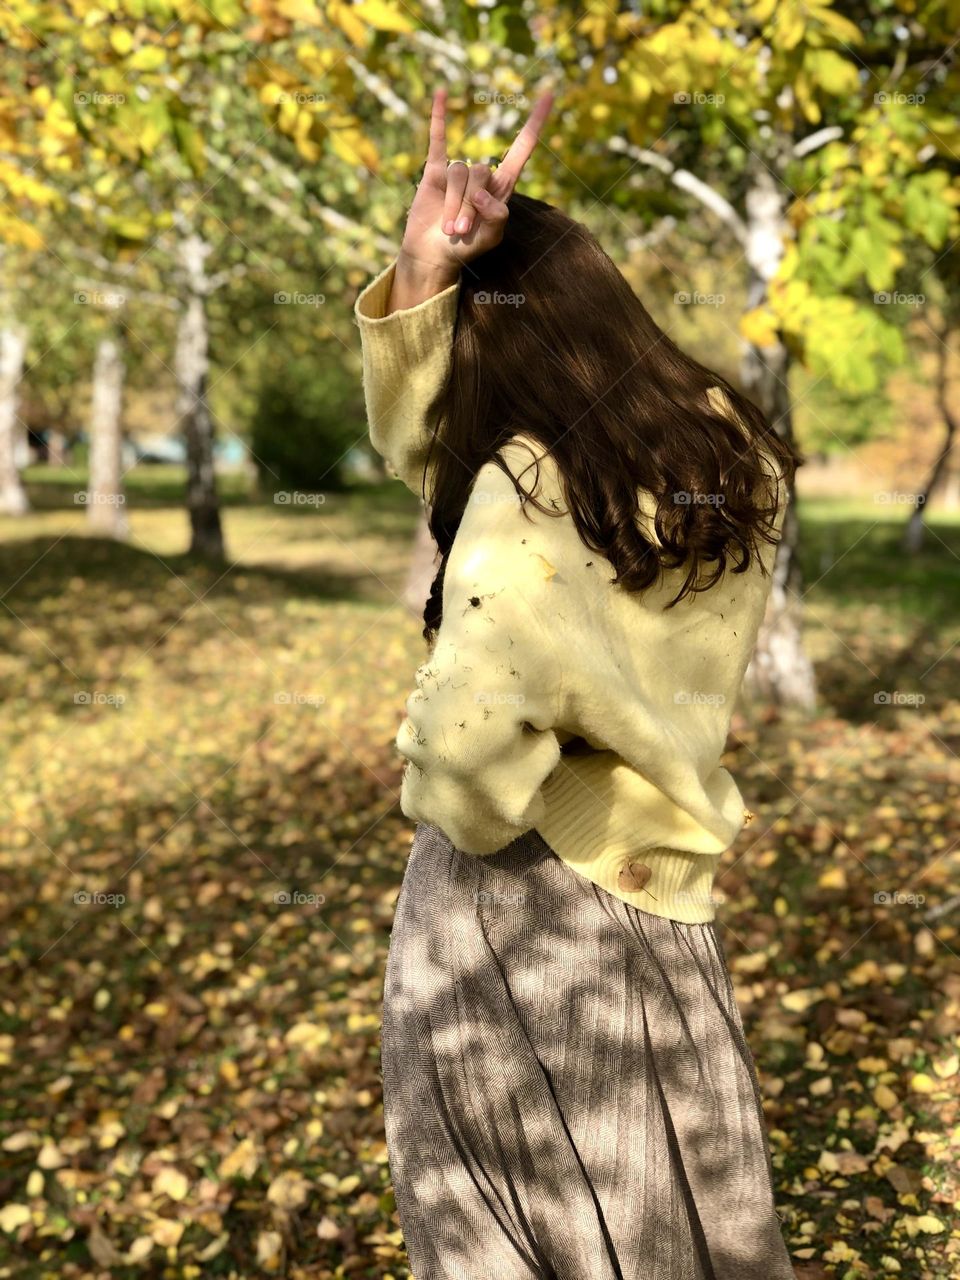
(355, 260), (786, 924)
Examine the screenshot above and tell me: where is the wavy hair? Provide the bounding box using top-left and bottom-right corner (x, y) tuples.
(422, 193), (803, 642)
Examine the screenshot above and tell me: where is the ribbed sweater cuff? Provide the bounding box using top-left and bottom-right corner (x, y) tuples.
(354, 260), (461, 367)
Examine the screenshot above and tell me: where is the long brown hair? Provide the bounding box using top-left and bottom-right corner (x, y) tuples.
(422, 193), (803, 642)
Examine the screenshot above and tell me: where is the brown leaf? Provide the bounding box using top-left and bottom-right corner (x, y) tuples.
(617, 860), (652, 893)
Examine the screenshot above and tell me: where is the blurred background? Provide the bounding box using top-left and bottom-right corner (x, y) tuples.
(0, 2), (958, 1277)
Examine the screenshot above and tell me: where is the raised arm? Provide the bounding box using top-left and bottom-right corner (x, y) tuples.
(355, 87), (553, 497)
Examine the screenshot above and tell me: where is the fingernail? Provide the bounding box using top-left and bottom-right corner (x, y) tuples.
(443, 219), (455, 235)
(474, 189), (487, 204)
(455, 216), (470, 233)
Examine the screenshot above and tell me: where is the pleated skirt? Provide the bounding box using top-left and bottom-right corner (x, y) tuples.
(380, 822), (794, 1280)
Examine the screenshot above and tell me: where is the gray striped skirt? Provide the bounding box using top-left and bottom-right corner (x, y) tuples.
(381, 822), (794, 1280)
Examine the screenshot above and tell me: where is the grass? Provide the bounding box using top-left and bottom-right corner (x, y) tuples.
(1, 466), (958, 1279)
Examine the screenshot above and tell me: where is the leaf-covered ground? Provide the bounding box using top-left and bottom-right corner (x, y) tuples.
(1, 478), (959, 1279)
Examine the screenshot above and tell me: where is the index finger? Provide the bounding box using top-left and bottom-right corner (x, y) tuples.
(489, 91), (554, 199)
(426, 87), (447, 168)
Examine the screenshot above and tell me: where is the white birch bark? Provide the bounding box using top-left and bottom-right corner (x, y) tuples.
(87, 332), (128, 538)
(0, 324), (29, 515)
(739, 169), (817, 709)
(174, 231), (223, 559)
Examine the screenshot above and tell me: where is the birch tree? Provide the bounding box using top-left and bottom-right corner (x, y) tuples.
(86, 312), (129, 539)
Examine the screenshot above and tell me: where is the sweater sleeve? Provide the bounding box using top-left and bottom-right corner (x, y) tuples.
(354, 259), (460, 498)
(395, 452), (564, 855)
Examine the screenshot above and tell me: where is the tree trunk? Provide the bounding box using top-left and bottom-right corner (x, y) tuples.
(0, 324), (29, 515)
(87, 333), (129, 538)
(175, 232), (224, 559)
(902, 333), (955, 553)
(941, 463), (960, 511)
(47, 429), (67, 467)
(739, 168), (817, 710)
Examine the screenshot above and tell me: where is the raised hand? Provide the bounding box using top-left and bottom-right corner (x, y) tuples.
(389, 87), (553, 311)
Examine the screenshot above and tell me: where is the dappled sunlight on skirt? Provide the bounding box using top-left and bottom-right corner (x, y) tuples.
(381, 822), (794, 1280)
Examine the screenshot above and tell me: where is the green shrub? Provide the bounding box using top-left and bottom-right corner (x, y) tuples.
(250, 355), (366, 492)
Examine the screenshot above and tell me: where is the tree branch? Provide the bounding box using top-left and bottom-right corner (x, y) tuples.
(608, 136), (749, 245)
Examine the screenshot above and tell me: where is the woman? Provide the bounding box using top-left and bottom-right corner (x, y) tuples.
(355, 88), (799, 1280)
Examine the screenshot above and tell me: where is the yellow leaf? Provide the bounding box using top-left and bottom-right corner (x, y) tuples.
(739, 307), (779, 348)
(874, 1083), (898, 1110)
(328, 1), (367, 45)
(128, 46), (166, 71)
(857, 1057), (888, 1073)
(818, 865), (847, 889)
(276, 0), (321, 18)
(125, 1237), (155, 1264)
(267, 1170), (310, 1210)
(153, 1166), (189, 1201)
(531, 553), (558, 582)
(285, 1021), (331, 1054)
(256, 1229), (284, 1271)
(2, 1131), (40, 1152)
(0, 1204), (31, 1232)
(329, 128), (378, 171)
(467, 41), (493, 69)
(218, 1137), (259, 1180)
(909, 1072), (936, 1094)
(37, 1141), (66, 1169)
(259, 82), (288, 107)
(109, 27), (133, 55)
(150, 1218), (185, 1247)
(353, 0), (414, 32)
(904, 1213), (945, 1235)
(782, 987), (824, 1013)
(932, 1053), (958, 1079)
